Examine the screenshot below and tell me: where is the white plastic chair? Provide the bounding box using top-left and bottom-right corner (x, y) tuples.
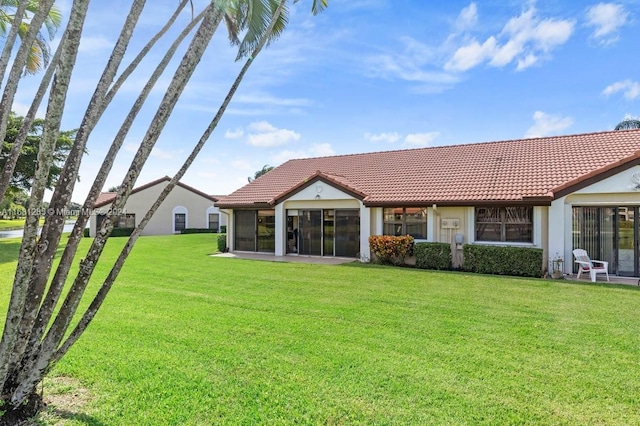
(573, 249), (609, 282)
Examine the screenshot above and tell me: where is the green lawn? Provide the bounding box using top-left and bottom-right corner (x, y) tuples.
(0, 218), (26, 231)
(1, 234), (640, 425)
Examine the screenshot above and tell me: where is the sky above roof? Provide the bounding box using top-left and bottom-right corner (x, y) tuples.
(9, 0), (640, 200)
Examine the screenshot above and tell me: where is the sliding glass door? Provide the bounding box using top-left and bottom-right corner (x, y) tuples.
(573, 206), (639, 276)
(294, 209), (360, 257)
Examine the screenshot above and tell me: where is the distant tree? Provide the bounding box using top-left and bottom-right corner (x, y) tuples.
(107, 185), (121, 192)
(0, 187), (27, 219)
(614, 118), (640, 130)
(0, 112), (75, 191)
(248, 164), (274, 182)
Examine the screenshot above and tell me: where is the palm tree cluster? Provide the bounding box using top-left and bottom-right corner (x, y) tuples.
(0, 0), (327, 422)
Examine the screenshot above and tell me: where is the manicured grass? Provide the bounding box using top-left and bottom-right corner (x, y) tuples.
(1, 234), (640, 424)
(0, 218), (26, 231)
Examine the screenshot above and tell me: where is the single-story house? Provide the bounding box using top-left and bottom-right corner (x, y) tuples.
(90, 176), (226, 236)
(216, 129), (640, 277)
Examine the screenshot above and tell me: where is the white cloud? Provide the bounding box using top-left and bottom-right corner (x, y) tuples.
(310, 143), (335, 157)
(224, 128), (244, 139)
(404, 132), (440, 147)
(79, 36), (114, 53)
(602, 80), (640, 99)
(151, 147), (182, 160)
(10, 102), (31, 117)
(455, 3), (478, 32)
(446, 5), (574, 72)
(235, 94), (313, 107)
(585, 3), (628, 45)
(525, 111), (573, 138)
(447, 37), (497, 72)
(364, 132), (401, 143)
(271, 143), (336, 164)
(123, 142), (138, 153)
(231, 159), (253, 171)
(246, 121), (301, 148)
(366, 36), (460, 92)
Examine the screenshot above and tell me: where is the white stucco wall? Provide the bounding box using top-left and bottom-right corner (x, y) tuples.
(549, 165), (640, 275)
(90, 181), (226, 236)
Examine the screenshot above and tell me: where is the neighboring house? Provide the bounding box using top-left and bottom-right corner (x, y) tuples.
(91, 176), (226, 237)
(216, 129), (640, 277)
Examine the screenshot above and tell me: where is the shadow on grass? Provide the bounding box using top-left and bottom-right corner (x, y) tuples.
(40, 408), (107, 426)
(0, 238), (68, 267)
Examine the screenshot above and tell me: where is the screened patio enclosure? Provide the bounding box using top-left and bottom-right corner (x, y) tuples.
(286, 209), (360, 258)
(572, 206), (639, 277)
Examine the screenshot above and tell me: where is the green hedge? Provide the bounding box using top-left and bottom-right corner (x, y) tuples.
(220, 225), (227, 234)
(83, 228), (90, 237)
(217, 233), (227, 252)
(462, 244), (543, 278)
(181, 228), (216, 234)
(109, 227), (134, 237)
(415, 242), (452, 270)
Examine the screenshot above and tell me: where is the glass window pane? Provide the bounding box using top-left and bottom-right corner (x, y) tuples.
(209, 213), (219, 230)
(174, 213), (186, 232)
(406, 222), (427, 239)
(476, 223), (501, 241)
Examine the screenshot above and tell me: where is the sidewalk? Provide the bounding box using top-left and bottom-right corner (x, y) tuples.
(562, 274), (640, 286)
(211, 252), (356, 265)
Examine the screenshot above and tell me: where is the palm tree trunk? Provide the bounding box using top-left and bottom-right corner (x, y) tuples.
(23, 2), (210, 375)
(0, 0), (90, 401)
(55, 0), (290, 363)
(9, 3), (222, 405)
(8, 0), (149, 388)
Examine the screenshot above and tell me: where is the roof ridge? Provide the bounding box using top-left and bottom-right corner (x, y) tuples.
(285, 128), (640, 162)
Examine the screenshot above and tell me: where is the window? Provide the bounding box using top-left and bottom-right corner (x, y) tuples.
(208, 213), (219, 231)
(174, 213), (186, 232)
(383, 207), (427, 239)
(117, 213), (135, 228)
(475, 206), (532, 243)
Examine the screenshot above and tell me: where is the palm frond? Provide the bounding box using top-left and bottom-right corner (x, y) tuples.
(236, 0), (289, 60)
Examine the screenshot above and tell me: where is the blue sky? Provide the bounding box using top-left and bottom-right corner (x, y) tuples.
(9, 0), (640, 199)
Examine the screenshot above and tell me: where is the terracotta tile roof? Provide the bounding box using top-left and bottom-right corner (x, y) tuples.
(95, 176), (218, 208)
(95, 192), (117, 206)
(216, 129), (640, 208)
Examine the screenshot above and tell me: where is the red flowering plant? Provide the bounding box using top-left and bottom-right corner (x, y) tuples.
(368, 235), (414, 266)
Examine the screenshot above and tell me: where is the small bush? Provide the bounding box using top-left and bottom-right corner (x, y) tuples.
(415, 242), (451, 270)
(109, 227), (134, 237)
(220, 225), (227, 234)
(217, 233), (227, 252)
(181, 228), (216, 234)
(83, 228), (90, 237)
(369, 235), (414, 266)
(463, 244), (543, 278)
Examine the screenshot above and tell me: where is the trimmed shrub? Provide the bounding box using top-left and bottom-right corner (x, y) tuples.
(217, 233), (227, 253)
(109, 227), (134, 237)
(83, 228), (90, 237)
(462, 244), (543, 278)
(369, 235), (414, 266)
(181, 228), (216, 234)
(415, 242), (451, 270)
(220, 225), (227, 234)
